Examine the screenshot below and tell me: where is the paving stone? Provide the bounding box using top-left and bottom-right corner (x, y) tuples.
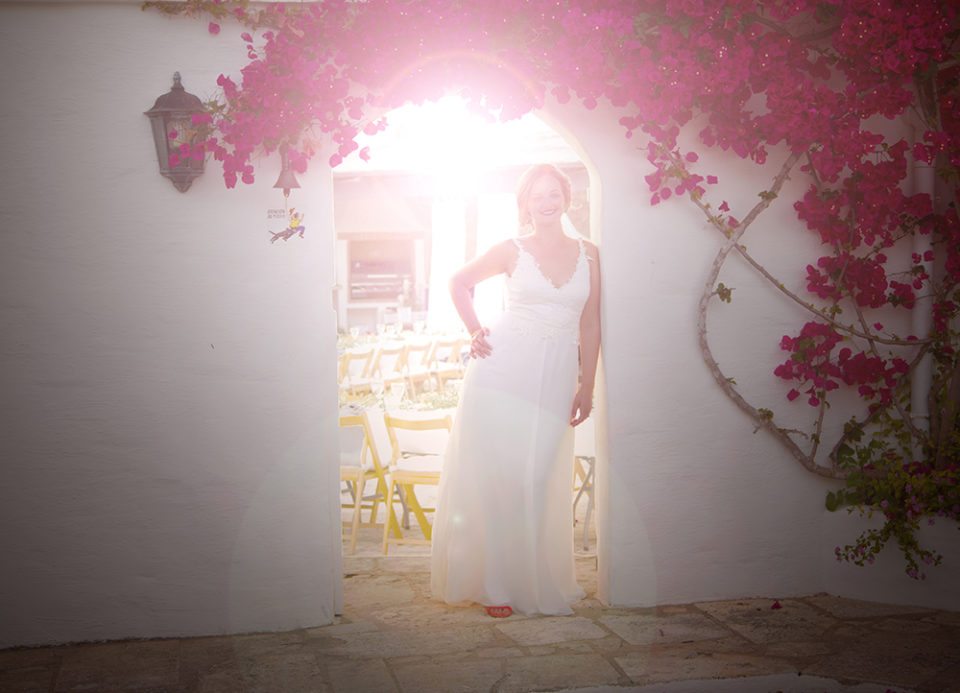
(0, 666), (54, 693)
(179, 636), (242, 687)
(805, 594), (935, 620)
(0, 647), (58, 671)
(616, 643), (794, 684)
(431, 650), (475, 663)
(305, 620), (381, 638)
(341, 557), (378, 575)
(807, 623), (960, 690)
(573, 597), (605, 610)
(575, 560), (599, 595)
(403, 572), (433, 598)
(501, 652), (621, 692)
(599, 612), (730, 645)
(695, 598), (837, 644)
(196, 665), (248, 693)
(868, 617), (941, 635)
(924, 610), (960, 627)
(54, 639), (180, 692)
(589, 634), (628, 652)
(558, 673), (918, 693)
(393, 658), (502, 693)
(496, 616), (608, 646)
(343, 574), (417, 611)
(364, 557), (431, 574)
(367, 600), (497, 628)
(763, 639), (834, 659)
(318, 626), (497, 658)
(240, 651), (327, 693)
(325, 656), (398, 693)
(686, 635), (760, 655)
(475, 646), (524, 658)
(526, 641), (596, 656)
(923, 663), (960, 693)
(230, 631), (305, 659)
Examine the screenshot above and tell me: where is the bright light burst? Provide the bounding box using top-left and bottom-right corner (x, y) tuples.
(339, 94), (579, 196)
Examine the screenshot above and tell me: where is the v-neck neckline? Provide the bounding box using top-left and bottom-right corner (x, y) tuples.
(516, 238), (583, 291)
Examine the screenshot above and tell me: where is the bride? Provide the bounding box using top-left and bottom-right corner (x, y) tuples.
(430, 163), (601, 617)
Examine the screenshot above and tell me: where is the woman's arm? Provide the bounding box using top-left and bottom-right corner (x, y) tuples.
(449, 241), (513, 359)
(571, 242), (601, 426)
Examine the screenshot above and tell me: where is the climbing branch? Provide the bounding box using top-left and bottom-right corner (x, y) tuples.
(694, 150), (843, 478)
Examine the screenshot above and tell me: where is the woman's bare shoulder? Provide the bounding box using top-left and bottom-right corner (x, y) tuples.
(481, 238), (520, 272)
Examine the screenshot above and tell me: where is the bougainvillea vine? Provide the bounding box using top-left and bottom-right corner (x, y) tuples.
(144, 0), (959, 578)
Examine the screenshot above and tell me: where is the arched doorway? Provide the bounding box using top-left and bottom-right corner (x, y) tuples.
(332, 93), (603, 585)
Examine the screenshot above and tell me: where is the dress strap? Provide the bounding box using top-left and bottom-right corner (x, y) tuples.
(579, 237), (596, 263)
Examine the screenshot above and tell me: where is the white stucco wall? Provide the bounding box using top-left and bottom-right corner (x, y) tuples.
(0, 2), (342, 647)
(545, 101), (960, 612)
(1, 0), (957, 650)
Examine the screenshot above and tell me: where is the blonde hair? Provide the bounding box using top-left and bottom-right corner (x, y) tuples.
(515, 163), (572, 226)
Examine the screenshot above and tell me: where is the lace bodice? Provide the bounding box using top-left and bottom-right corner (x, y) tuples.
(501, 238), (591, 344)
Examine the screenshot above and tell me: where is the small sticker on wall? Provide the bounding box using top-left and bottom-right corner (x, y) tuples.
(267, 208), (286, 220)
(269, 208), (306, 243)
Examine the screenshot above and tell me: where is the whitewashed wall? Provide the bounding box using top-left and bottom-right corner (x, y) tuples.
(0, 2), (342, 647)
(1, 0), (957, 650)
(544, 101), (960, 612)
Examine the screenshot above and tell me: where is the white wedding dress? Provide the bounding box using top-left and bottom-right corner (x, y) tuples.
(431, 236), (590, 615)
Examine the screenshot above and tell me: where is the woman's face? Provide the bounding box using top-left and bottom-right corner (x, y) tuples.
(526, 174), (566, 226)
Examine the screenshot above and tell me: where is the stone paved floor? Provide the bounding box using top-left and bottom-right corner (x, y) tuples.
(3, 512), (960, 692)
(2, 551), (959, 692)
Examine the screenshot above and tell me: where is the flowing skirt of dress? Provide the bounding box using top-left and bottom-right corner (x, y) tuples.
(430, 310), (585, 615)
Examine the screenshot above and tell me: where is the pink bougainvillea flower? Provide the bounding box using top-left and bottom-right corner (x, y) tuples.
(719, 200), (730, 212)
(707, 175), (718, 184)
(685, 152), (699, 162)
(168, 153), (182, 167)
(167, 129), (178, 139)
(208, 22), (220, 35)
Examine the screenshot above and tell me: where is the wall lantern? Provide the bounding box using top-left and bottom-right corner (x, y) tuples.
(144, 72), (206, 192)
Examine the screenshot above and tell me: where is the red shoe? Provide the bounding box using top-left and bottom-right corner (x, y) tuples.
(486, 605), (512, 618)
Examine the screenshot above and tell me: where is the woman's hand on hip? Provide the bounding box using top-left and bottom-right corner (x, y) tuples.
(469, 327), (492, 359)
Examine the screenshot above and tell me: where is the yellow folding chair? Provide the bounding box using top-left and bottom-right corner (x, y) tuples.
(403, 339), (434, 396)
(339, 410), (388, 554)
(573, 415), (596, 552)
(381, 412), (453, 554)
(370, 344), (408, 397)
(428, 337), (464, 389)
(338, 348), (375, 400)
